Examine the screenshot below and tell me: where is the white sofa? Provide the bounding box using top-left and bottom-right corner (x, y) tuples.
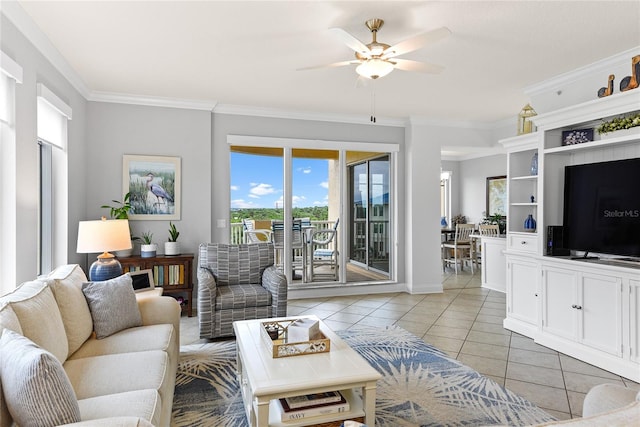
(0, 264), (180, 427)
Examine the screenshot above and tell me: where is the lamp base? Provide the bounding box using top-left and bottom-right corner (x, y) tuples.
(89, 257), (123, 282)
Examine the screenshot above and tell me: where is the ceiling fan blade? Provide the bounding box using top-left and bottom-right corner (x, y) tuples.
(329, 27), (370, 56)
(391, 58), (444, 74)
(297, 60), (358, 71)
(382, 26), (451, 59)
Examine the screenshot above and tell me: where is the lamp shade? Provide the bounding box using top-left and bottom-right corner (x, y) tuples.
(356, 58), (394, 80)
(77, 218), (132, 254)
(77, 218), (132, 281)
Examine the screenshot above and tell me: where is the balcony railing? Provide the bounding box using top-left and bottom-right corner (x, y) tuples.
(230, 221), (338, 255)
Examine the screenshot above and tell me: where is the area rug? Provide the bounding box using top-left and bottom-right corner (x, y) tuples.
(172, 325), (556, 426)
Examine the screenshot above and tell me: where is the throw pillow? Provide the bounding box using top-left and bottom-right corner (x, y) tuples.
(82, 274), (143, 339)
(0, 329), (81, 426)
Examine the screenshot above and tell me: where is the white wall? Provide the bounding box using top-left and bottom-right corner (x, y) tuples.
(85, 102), (212, 267)
(459, 154), (507, 225)
(1, 14), (87, 284)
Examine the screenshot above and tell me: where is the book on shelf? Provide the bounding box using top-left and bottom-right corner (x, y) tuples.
(277, 391), (349, 422)
(284, 391), (343, 409)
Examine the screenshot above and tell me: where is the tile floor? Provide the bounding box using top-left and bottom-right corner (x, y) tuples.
(179, 267), (639, 421)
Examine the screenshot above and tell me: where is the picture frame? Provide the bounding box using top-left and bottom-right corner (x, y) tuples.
(128, 269), (155, 292)
(561, 128), (594, 146)
(486, 175), (507, 217)
(123, 155), (181, 220)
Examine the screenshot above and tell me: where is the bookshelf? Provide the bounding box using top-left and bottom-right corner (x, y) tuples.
(118, 253), (194, 317)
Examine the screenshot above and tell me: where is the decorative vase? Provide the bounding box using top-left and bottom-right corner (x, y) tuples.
(440, 216), (448, 228)
(141, 244), (157, 258)
(530, 152), (538, 175)
(524, 214), (536, 232)
(164, 241), (180, 256)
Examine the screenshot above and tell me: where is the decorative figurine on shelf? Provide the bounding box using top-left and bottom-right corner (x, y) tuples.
(531, 195), (535, 203)
(440, 216), (448, 228)
(620, 55), (639, 92)
(530, 152), (538, 175)
(524, 214), (537, 232)
(597, 74), (615, 98)
(517, 104), (537, 135)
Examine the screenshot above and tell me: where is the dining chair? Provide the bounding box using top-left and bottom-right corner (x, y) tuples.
(441, 223), (475, 274)
(471, 223), (500, 268)
(479, 224), (500, 236)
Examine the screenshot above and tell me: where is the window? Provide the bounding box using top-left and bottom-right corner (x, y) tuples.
(0, 51), (22, 295)
(37, 84), (71, 276)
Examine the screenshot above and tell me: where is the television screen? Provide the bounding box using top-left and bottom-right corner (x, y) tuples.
(563, 158), (640, 258)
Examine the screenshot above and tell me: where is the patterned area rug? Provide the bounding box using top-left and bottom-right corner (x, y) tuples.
(172, 326), (556, 426)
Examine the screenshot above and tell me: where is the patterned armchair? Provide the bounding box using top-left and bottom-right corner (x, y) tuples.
(197, 242), (288, 339)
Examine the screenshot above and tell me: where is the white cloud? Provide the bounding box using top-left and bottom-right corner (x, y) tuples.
(313, 200), (326, 206)
(320, 181), (329, 189)
(231, 199), (257, 208)
(248, 194), (259, 199)
(250, 183), (275, 196)
(230, 185), (239, 191)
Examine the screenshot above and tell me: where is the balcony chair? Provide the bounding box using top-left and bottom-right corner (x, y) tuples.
(271, 219), (305, 277)
(308, 219), (339, 281)
(242, 218), (272, 243)
(442, 223), (475, 274)
(197, 242), (287, 339)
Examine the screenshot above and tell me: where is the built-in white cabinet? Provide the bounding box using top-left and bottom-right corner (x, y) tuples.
(541, 263), (622, 357)
(499, 89), (640, 382)
(504, 255), (539, 337)
(630, 280), (640, 364)
(480, 236), (506, 293)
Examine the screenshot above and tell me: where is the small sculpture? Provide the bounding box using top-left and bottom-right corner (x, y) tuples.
(620, 55), (640, 92)
(597, 74), (614, 97)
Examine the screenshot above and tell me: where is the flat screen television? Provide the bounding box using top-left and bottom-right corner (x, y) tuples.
(563, 157), (640, 258)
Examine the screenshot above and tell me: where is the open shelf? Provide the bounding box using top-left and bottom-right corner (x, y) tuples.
(268, 388), (364, 427)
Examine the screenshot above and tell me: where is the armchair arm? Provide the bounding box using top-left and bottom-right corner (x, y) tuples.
(312, 229), (336, 246)
(197, 267), (218, 338)
(262, 265), (288, 317)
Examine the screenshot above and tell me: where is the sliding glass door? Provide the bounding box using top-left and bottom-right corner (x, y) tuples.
(349, 154), (390, 275)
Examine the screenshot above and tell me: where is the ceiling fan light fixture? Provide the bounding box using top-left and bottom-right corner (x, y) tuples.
(356, 58), (394, 79)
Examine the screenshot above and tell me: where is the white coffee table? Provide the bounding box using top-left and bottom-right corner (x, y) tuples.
(233, 315), (381, 427)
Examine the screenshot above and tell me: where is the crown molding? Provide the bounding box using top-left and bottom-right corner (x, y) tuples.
(524, 46), (640, 98)
(441, 145), (507, 162)
(1, 0), (90, 98)
(214, 103), (407, 127)
(88, 91), (217, 111)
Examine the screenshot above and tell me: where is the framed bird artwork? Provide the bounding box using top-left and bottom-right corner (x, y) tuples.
(123, 154), (181, 220)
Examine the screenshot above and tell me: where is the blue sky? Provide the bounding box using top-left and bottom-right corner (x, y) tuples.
(230, 152), (329, 209)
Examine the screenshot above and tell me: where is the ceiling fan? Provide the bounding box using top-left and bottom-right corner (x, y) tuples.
(299, 18), (451, 80)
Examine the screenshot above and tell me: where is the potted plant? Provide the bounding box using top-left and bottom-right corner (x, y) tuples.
(101, 192), (139, 256)
(165, 221), (180, 256)
(140, 231), (157, 258)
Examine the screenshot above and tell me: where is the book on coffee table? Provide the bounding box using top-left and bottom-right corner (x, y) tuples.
(284, 390), (342, 409)
(277, 391), (349, 421)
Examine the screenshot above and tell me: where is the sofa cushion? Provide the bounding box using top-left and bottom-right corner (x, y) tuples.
(82, 274), (142, 339)
(64, 350), (169, 401)
(0, 303), (22, 335)
(48, 264), (94, 355)
(78, 389), (161, 427)
(0, 330), (81, 426)
(8, 280), (69, 362)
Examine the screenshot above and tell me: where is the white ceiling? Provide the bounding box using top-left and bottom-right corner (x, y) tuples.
(13, 1), (640, 124)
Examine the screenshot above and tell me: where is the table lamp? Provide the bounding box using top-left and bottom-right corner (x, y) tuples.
(77, 217), (132, 281)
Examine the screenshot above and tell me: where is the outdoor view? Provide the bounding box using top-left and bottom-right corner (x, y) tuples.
(230, 152), (330, 222)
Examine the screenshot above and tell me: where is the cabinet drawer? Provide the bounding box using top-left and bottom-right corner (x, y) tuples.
(508, 233), (538, 253)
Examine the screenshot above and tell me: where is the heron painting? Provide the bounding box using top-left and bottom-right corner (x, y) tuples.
(122, 154), (181, 220)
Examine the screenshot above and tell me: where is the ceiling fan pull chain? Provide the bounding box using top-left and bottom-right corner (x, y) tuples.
(370, 81), (376, 123)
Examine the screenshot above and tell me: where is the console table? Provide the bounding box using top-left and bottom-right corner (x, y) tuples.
(118, 253), (194, 317)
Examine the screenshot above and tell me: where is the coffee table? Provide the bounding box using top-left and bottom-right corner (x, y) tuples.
(233, 315), (381, 427)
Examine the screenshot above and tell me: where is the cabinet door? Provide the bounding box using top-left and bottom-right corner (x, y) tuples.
(629, 280), (640, 363)
(578, 272), (622, 356)
(542, 266), (577, 340)
(507, 257), (539, 326)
